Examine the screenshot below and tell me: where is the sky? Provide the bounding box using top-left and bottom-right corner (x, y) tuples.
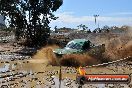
(50, 0), (132, 30)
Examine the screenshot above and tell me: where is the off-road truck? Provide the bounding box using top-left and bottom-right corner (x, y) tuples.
(53, 39), (105, 58)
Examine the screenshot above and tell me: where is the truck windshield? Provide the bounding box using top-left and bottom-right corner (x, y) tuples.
(66, 42), (82, 49)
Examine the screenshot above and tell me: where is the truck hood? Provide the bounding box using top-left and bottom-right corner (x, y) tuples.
(53, 48), (82, 55)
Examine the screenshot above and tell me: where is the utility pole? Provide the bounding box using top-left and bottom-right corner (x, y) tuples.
(93, 15), (99, 28)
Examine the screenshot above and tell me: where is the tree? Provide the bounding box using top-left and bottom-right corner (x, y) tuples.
(103, 25), (110, 29)
(98, 28), (101, 33)
(102, 25), (110, 33)
(54, 26), (58, 33)
(87, 29), (91, 33)
(93, 30), (96, 33)
(77, 24), (82, 29)
(77, 24), (88, 31)
(0, 0), (63, 47)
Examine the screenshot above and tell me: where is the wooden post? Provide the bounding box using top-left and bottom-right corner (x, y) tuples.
(59, 65), (62, 88)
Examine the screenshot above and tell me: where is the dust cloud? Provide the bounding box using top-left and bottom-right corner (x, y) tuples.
(60, 54), (101, 67)
(29, 45), (100, 67)
(29, 45), (59, 65)
(104, 28), (132, 60)
(29, 28), (132, 67)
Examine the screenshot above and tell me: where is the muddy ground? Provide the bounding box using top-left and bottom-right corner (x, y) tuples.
(0, 43), (132, 88)
(0, 55), (132, 88)
(0, 28), (132, 88)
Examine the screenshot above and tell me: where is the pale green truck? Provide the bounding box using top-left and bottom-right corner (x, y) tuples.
(53, 39), (105, 57)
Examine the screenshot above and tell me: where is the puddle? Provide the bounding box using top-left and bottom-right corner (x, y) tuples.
(51, 76), (65, 88)
(0, 64), (10, 72)
(0, 54), (30, 60)
(0, 58), (131, 87)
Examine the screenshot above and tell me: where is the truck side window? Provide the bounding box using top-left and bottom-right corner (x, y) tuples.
(82, 41), (90, 50)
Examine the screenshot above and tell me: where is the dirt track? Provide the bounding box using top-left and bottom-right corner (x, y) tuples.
(0, 56), (132, 88)
(0, 44), (132, 88)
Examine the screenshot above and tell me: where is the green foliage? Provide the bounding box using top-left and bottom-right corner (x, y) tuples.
(77, 24), (88, 31)
(87, 29), (91, 33)
(0, 0), (63, 47)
